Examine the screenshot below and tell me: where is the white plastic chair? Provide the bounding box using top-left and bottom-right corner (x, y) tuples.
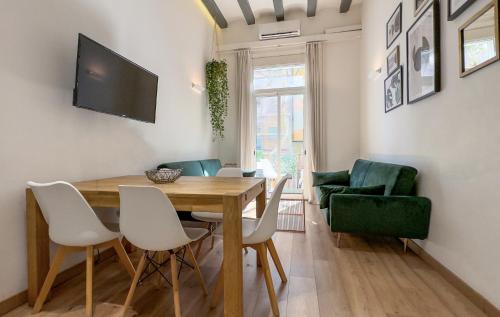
(210, 175), (289, 317)
(191, 167), (243, 254)
(27, 181), (135, 316)
(118, 185), (208, 317)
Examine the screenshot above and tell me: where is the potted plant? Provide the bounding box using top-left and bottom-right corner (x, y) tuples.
(206, 59), (229, 140)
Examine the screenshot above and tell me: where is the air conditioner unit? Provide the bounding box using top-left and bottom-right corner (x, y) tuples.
(258, 20), (301, 41)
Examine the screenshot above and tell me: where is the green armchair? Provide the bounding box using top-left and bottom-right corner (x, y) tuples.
(313, 159), (431, 244)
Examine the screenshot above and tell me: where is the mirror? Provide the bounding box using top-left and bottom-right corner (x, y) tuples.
(459, 1), (500, 77)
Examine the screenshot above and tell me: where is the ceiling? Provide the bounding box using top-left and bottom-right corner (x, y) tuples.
(203, 0), (363, 27)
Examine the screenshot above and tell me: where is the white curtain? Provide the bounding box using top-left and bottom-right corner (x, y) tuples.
(304, 42), (325, 203)
(236, 49), (255, 170)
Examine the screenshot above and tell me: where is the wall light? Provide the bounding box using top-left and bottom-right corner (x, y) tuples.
(191, 82), (206, 93)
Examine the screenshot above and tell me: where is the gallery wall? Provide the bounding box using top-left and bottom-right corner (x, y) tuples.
(0, 0), (216, 301)
(360, 0), (500, 308)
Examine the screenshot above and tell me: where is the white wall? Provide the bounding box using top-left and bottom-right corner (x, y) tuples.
(218, 8), (361, 171)
(0, 0), (217, 301)
(360, 0), (500, 308)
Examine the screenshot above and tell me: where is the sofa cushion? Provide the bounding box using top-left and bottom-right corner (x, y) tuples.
(200, 159), (222, 176)
(318, 185), (347, 209)
(312, 170), (350, 187)
(340, 185), (386, 195)
(157, 161), (204, 176)
(350, 159), (417, 196)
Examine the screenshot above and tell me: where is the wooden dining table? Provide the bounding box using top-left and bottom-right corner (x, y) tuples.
(26, 175), (266, 317)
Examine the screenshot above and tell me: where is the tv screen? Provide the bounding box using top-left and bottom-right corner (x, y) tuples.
(73, 34), (158, 123)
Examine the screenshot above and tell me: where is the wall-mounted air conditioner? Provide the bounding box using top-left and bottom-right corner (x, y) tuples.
(258, 20), (301, 41)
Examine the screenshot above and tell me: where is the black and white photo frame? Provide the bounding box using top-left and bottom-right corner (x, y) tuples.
(385, 66), (404, 113)
(406, 0), (441, 104)
(449, 0), (477, 20)
(415, 0), (432, 16)
(387, 3), (403, 48)
(387, 45), (400, 75)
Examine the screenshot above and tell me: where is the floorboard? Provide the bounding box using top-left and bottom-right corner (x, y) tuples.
(6, 204), (487, 317)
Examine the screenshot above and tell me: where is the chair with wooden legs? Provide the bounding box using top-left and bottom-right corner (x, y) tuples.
(191, 167), (243, 256)
(27, 181), (136, 317)
(210, 175), (289, 317)
(118, 185), (209, 317)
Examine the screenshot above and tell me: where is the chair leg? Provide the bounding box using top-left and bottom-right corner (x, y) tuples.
(112, 239), (136, 278)
(195, 238), (204, 258)
(210, 223), (216, 249)
(170, 252), (182, 317)
(121, 251), (147, 317)
(257, 243), (280, 317)
(86, 246), (94, 317)
(266, 239), (287, 283)
(186, 244), (208, 295)
(33, 246), (67, 313)
(403, 238), (408, 253)
(337, 233), (342, 248)
(210, 261), (224, 309)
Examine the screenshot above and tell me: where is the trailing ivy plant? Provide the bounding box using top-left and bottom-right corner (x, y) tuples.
(206, 59), (229, 140)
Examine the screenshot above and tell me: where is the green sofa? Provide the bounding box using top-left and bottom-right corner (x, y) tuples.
(313, 159), (431, 240)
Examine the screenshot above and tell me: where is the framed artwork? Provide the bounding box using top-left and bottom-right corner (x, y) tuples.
(415, 0), (432, 16)
(459, 0), (499, 77)
(385, 66), (404, 113)
(449, 0), (477, 20)
(387, 45), (400, 74)
(406, 0), (441, 104)
(387, 3), (403, 48)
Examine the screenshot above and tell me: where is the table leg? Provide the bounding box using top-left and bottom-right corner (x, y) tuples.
(255, 182), (266, 267)
(26, 189), (50, 306)
(223, 195), (243, 317)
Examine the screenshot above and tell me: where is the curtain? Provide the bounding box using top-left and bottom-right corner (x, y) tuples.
(304, 42), (325, 203)
(236, 49), (255, 170)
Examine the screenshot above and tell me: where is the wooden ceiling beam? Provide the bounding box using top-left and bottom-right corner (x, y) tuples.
(238, 0), (256, 25)
(307, 0), (318, 17)
(201, 0), (228, 28)
(340, 0), (353, 13)
(273, 0), (285, 21)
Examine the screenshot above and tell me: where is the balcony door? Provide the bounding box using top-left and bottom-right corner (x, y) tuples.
(254, 64), (305, 193)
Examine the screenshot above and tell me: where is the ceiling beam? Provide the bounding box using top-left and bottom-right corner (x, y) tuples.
(307, 0), (317, 17)
(238, 0), (256, 25)
(273, 0), (285, 21)
(340, 0), (352, 13)
(201, 0), (228, 28)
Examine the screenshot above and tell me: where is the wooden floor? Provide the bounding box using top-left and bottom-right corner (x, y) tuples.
(7, 204), (487, 317)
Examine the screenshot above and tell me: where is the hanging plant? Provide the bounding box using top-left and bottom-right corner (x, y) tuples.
(206, 59), (229, 140)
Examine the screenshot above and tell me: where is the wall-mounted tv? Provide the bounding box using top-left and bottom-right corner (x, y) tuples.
(73, 34), (158, 123)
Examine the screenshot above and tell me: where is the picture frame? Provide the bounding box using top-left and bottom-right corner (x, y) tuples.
(458, 0), (499, 77)
(385, 66), (404, 113)
(406, 0), (441, 104)
(387, 3), (403, 48)
(449, 0), (477, 21)
(415, 0), (432, 16)
(387, 45), (400, 75)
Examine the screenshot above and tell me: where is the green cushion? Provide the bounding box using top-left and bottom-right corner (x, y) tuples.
(200, 159), (222, 176)
(340, 185), (385, 195)
(157, 161), (204, 176)
(319, 185), (347, 209)
(350, 159), (417, 196)
(312, 170), (350, 187)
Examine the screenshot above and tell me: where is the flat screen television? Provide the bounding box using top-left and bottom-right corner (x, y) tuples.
(73, 34), (158, 123)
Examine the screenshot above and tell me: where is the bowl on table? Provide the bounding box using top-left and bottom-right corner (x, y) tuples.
(145, 168), (182, 184)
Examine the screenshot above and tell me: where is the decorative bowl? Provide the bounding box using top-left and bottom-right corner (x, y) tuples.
(145, 168), (182, 184)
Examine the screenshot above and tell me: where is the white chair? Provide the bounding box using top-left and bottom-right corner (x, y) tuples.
(191, 167), (243, 254)
(210, 175), (289, 317)
(118, 185), (208, 317)
(27, 181), (135, 317)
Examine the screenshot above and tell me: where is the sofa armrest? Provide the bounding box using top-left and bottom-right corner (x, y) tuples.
(312, 170), (350, 187)
(330, 194), (431, 239)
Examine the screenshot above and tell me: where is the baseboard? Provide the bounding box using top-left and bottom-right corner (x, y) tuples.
(0, 290), (27, 316)
(404, 239), (500, 317)
(0, 247), (116, 315)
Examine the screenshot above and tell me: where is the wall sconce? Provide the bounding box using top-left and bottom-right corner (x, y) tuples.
(191, 82), (206, 93)
(368, 67), (383, 80)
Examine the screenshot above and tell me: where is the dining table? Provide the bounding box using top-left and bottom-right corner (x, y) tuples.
(26, 175), (267, 317)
